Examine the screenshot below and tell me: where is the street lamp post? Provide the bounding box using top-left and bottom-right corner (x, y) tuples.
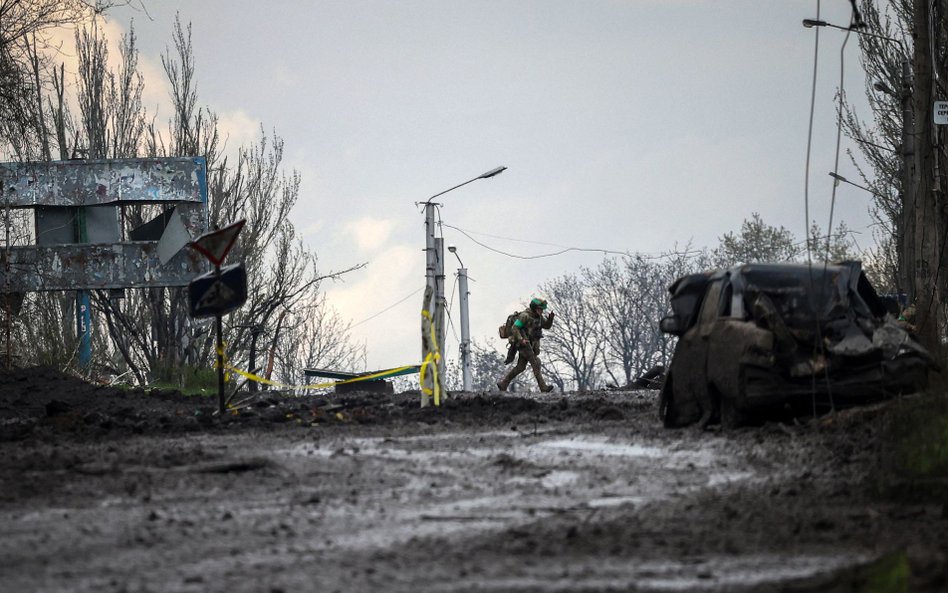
(448, 245), (472, 391)
(421, 166), (505, 398)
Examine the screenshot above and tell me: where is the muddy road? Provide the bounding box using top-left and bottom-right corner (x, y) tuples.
(0, 367), (946, 592)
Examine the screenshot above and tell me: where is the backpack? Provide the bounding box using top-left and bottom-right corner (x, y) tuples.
(498, 312), (519, 339)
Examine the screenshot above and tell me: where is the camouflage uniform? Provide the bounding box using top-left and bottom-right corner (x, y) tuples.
(898, 304), (917, 334)
(497, 301), (555, 392)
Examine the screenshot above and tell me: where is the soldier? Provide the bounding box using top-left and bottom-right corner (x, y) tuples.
(497, 297), (555, 393)
(897, 303), (917, 335)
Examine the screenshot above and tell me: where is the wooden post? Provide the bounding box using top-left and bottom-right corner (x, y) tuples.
(911, 0), (942, 355)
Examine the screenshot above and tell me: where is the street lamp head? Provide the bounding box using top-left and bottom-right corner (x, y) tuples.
(478, 166), (507, 179)
(873, 80), (896, 96)
(448, 244), (464, 267)
(802, 17), (901, 45)
(828, 172), (848, 183)
(423, 166), (508, 204)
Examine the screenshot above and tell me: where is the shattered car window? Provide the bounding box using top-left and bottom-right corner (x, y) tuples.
(739, 266), (854, 328)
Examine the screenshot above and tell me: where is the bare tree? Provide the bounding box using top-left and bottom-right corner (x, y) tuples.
(842, 0), (948, 351)
(1, 1), (95, 154)
(538, 272), (603, 392)
(458, 339), (525, 393)
(862, 229), (901, 294)
(3, 13), (366, 387)
(712, 212), (857, 268)
(806, 220), (860, 263)
(583, 255), (669, 387)
(840, 1), (913, 295)
(713, 212), (801, 267)
(272, 293), (365, 392)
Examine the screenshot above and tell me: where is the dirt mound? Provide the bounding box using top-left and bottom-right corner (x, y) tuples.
(0, 366), (656, 442)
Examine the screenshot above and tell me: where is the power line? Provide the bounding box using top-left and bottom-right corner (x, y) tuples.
(349, 286), (423, 329)
(826, 11), (854, 264)
(443, 223), (627, 259)
(442, 223), (707, 261)
(445, 273), (459, 343)
(444, 225), (588, 249)
(804, 0), (821, 266)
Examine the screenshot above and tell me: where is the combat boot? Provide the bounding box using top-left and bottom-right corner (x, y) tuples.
(497, 379), (509, 392)
(539, 384), (554, 393)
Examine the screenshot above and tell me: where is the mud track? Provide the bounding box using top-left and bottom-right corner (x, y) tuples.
(0, 367), (946, 592)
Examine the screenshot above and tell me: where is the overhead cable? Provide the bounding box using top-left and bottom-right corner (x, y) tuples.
(349, 286), (424, 329)
(804, 0), (821, 265)
(442, 223), (627, 259)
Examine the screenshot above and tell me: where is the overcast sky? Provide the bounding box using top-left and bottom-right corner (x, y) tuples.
(105, 0), (880, 373)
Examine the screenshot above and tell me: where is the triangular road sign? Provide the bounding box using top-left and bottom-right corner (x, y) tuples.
(189, 219), (246, 266)
(187, 263), (248, 318)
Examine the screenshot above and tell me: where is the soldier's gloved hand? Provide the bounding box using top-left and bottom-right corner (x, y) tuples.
(548, 312), (555, 320)
(520, 339), (529, 347)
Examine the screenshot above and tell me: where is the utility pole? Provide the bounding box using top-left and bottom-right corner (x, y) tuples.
(449, 244), (471, 391)
(900, 58), (917, 301)
(423, 204), (440, 339)
(419, 166), (506, 400)
(422, 201), (446, 405)
(911, 0), (941, 353)
(458, 266), (471, 391)
(434, 235), (445, 383)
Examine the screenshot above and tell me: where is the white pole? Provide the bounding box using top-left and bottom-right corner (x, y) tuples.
(434, 237), (446, 387)
(422, 203), (437, 404)
(458, 267), (471, 391)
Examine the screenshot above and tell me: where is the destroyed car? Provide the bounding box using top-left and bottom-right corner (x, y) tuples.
(658, 261), (935, 428)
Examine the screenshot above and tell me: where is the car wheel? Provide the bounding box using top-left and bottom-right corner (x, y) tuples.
(659, 372), (677, 427)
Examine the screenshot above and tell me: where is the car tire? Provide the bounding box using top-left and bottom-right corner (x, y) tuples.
(659, 372), (677, 428)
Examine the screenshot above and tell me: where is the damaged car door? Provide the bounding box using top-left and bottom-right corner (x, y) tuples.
(660, 277), (724, 428)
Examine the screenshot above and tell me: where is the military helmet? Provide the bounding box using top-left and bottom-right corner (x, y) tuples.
(530, 297), (548, 310)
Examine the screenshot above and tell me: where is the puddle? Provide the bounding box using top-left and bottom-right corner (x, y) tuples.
(527, 436), (720, 469)
(587, 494), (646, 508)
(707, 471), (756, 486)
(535, 438), (668, 458)
(283, 432), (509, 460)
(539, 470), (579, 489)
(284, 432), (719, 467)
(274, 430), (756, 553)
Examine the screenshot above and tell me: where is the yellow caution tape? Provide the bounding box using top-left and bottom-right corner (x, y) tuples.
(420, 308), (441, 406)
(213, 342), (228, 377)
(210, 322), (433, 400)
(224, 363), (421, 391)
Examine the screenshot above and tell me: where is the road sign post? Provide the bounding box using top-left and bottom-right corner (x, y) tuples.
(187, 221), (247, 415)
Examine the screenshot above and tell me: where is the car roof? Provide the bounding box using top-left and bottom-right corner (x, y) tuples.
(667, 271), (716, 299)
(669, 262), (862, 298)
(730, 261), (859, 282)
